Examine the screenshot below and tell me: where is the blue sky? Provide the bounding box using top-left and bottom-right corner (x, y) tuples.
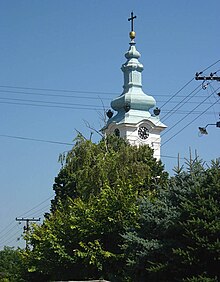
(0, 0), (219, 249)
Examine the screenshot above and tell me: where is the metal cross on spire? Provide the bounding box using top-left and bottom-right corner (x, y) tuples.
(128, 12), (137, 32)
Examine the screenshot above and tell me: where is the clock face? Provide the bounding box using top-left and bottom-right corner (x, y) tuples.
(138, 126), (149, 140)
(114, 128), (120, 137)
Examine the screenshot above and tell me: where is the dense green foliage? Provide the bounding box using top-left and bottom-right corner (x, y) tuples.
(4, 136), (219, 281)
(172, 159), (220, 281)
(0, 247), (24, 282)
(24, 136), (168, 281)
(122, 159), (220, 281)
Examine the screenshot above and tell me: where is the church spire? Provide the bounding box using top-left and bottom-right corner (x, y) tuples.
(102, 13), (167, 160)
(111, 12), (155, 113)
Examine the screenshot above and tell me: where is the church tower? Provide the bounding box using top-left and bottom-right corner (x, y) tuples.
(102, 13), (167, 160)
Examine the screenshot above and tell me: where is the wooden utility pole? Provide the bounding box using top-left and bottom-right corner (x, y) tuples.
(15, 217), (40, 250)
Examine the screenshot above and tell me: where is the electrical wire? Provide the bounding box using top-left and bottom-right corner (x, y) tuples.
(0, 60), (218, 107)
(0, 195), (54, 248)
(20, 204), (51, 219)
(162, 85), (220, 138)
(0, 96), (103, 108)
(162, 111), (218, 115)
(160, 78), (195, 109)
(159, 59), (220, 110)
(0, 61), (219, 114)
(0, 223), (19, 241)
(0, 92), (216, 106)
(208, 83), (220, 120)
(142, 83), (220, 149)
(200, 59), (220, 73)
(0, 100), (103, 110)
(0, 134), (73, 146)
(1, 236), (22, 247)
(162, 96), (220, 147)
(0, 59), (219, 98)
(0, 89), (112, 100)
(161, 84), (203, 122)
(28, 204), (51, 218)
(0, 88), (215, 100)
(0, 221), (15, 236)
(0, 100), (217, 114)
(0, 227), (23, 248)
(31, 205), (50, 219)
(17, 194), (54, 218)
(0, 85), (117, 96)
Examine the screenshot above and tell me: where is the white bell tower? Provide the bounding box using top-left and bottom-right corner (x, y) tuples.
(102, 13), (167, 160)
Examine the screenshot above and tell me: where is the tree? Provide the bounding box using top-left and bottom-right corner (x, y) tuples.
(122, 158), (220, 281)
(172, 159), (220, 281)
(24, 135), (168, 281)
(122, 185), (179, 281)
(0, 246), (24, 282)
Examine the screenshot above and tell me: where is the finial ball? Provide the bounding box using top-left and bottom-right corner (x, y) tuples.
(129, 31), (136, 40)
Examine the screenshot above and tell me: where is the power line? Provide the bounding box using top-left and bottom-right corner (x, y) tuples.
(0, 223), (19, 241)
(162, 111), (218, 115)
(0, 100), (103, 110)
(0, 93), (217, 106)
(0, 235), (22, 248)
(0, 60), (218, 108)
(162, 96), (220, 147)
(0, 88), (216, 100)
(0, 60), (219, 98)
(1, 99), (217, 114)
(200, 59), (220, 73)
(0, 221), (15, 236)
(208, 84), (220, 120)
(160, 78), (194, 109)
(0, 134), (73, 146)
(0, 96), (217, 113)
(0, 228), (23, 248)
(161, 83), (203, 122)
(26, 204), (51, 218)
(148, 84), (219, 148)
(0, 85), (117, 96)
(0, 89), (112, 100)
(17, 194), (54, 218)
(0, 195), (53, 248)
(0, 96), (103, 108)
(160, 59), (220, 110)
(162, 85), (220, 138)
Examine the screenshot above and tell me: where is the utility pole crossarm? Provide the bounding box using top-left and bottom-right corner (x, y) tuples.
(16, 217), (41, 222)
(195, 72), (220, 81)
(15, 217), (40, 250)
